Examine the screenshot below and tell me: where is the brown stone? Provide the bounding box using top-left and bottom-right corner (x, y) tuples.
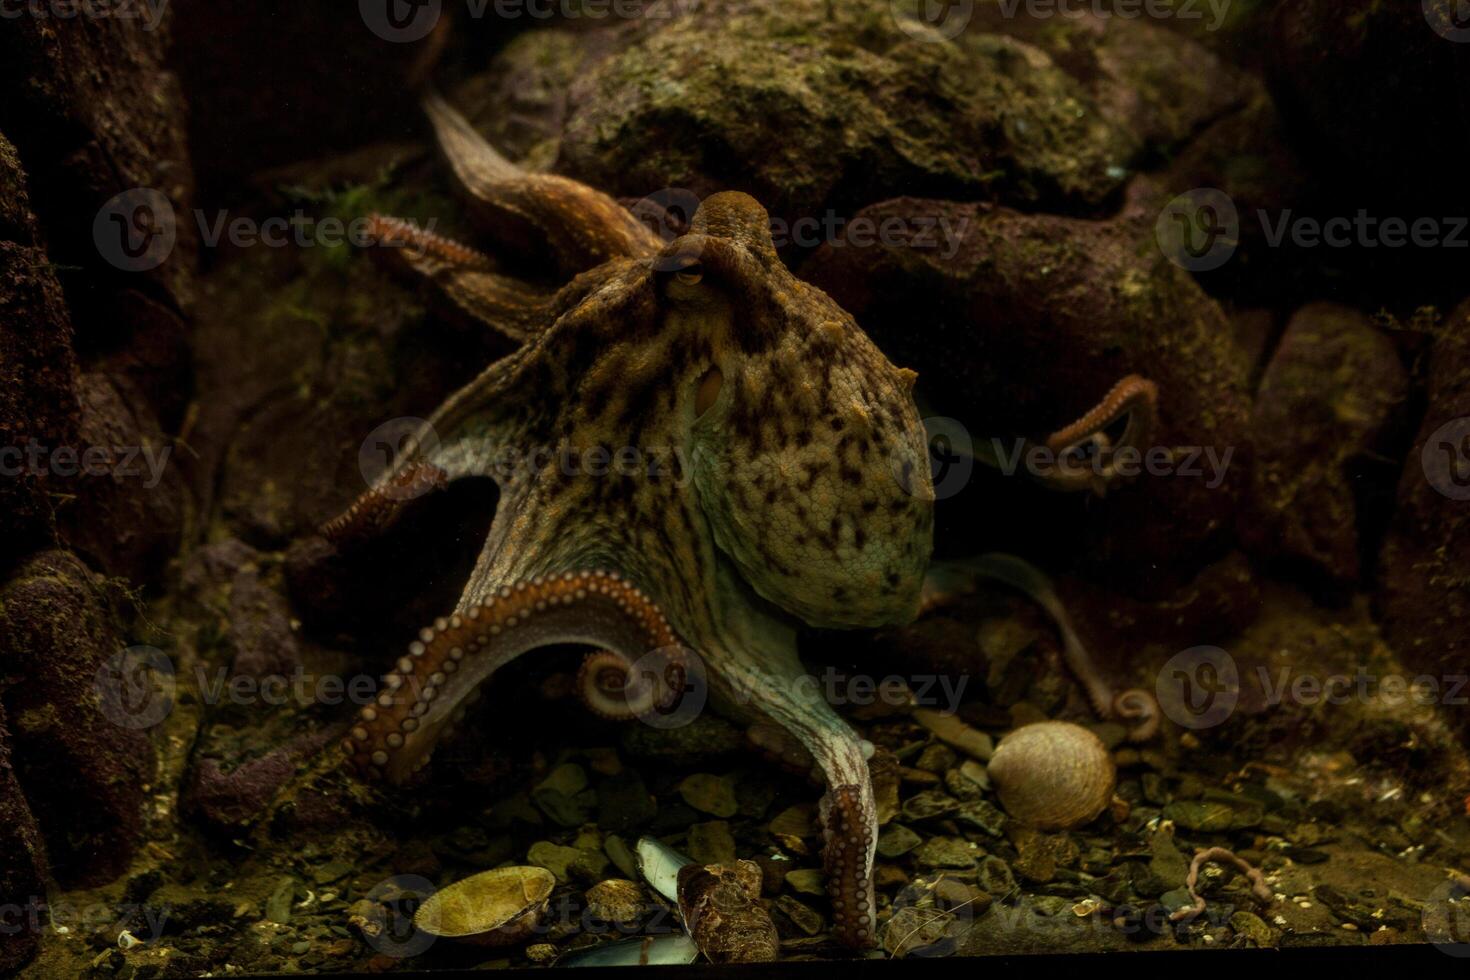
(1246, 303), (1408, 584)
(0, 551), (151, 887)
(1378, 301), (1470, 746)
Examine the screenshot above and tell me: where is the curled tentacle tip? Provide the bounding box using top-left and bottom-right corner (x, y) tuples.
(1113, 688), (1162, 743)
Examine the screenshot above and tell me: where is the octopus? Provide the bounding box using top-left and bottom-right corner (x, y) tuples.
(320, 92), (1161, 950)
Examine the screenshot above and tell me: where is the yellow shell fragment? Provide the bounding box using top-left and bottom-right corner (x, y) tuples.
(413, 866), (555, 945)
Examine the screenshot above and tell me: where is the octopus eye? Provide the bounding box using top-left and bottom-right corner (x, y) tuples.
(675, 263), (704, 286)
(694, 365), (723, 418)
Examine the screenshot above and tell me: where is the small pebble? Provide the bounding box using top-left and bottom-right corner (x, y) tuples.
(679, 774), (739, 818)
(784, 869), (826, 897)
(526, 943), (558, 964)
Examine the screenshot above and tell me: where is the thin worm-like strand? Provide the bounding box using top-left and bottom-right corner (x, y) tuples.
(1170, 847), (1274, 923)
(925, 555), (1161, 742)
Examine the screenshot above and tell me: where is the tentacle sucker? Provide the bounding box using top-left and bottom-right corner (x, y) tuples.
(342, 570), (680, 781)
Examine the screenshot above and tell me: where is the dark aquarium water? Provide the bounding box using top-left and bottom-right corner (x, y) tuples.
(2, 0), (1469, 975)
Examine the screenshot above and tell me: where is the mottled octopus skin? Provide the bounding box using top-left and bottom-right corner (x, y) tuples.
(325, 92), (935, 949)
(325, 90), (1162, 951)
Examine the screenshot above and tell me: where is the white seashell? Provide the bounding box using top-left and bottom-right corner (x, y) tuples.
(986, 721), (1116, 831)
(556, 932), (700, 967)
(636, 836), (694, 904)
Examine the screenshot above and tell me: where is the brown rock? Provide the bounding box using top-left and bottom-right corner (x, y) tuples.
(677, 861), (779, 964)
(55, 372), (185, 585)
(804, 181), (1254, 591)
(0, 701), (47, 973)
(1246, 303), (1408, 584)
(0, 0), (196, 326)
(971, 4), (1249, 155)
(0, 134), (81, 557)
(1378, 301), (1470, 746)
(0, 551), (151, 887)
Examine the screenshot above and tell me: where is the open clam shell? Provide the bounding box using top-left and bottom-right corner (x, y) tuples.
(986, 721), (1116, 831)
(413, 866), (555, 946)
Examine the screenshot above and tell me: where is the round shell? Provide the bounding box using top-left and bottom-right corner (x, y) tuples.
(986, 721), (1116, 831)
(413, 866), (554, 945)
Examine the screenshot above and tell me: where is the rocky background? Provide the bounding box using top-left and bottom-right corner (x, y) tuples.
(0, 0), (1468, 974)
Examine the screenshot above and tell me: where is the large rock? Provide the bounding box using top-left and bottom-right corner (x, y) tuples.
(1245, 304), (1409, 585)
(0, 133), (80, 562)
(0, 3), (196, 583)
(0, 551), (152, 888)
(1158, 93), (1316, 307)
(1378, 300), (1470, 746)
(803, 180), (1254, 591)
(0, 701), (48, 974)
(559, 2), (1133, 220)
(54, 372), (187, 585)
(969, 1), (1250, 157)
(0, 4), (195, 309)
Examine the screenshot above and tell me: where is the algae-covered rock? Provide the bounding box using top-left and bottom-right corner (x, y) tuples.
(444, 0), (1130, 226)
(970, 2), (1250, 155)
(559, 3), (1130, 219)
(0, 551), (151, 887)
(1247, 303), (1408, 584)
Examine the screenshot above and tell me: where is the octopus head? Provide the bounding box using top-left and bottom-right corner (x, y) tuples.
(652, 192), (936, 629)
